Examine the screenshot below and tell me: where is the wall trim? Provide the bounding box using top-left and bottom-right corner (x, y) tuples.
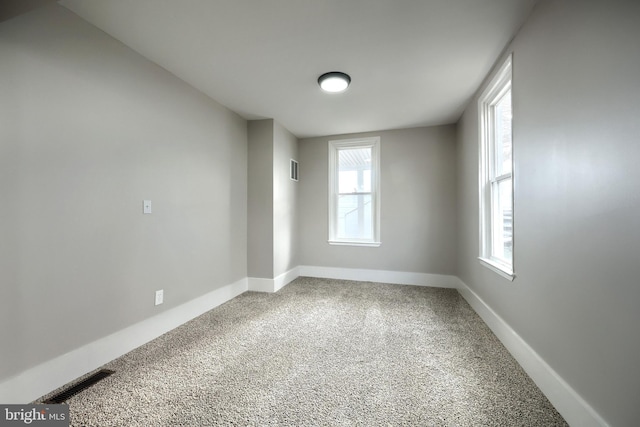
(0, 278), (248, 404)
(274, 267), (300, 292)
(455, 277), (609, 427)
(249, 267), (300, 293)
(299, 265), (458, 288)
(247, 277), (274, 292)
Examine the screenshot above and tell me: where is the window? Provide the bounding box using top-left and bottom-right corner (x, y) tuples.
(479, 55), (514, 280)
(328, 137), (380, 246)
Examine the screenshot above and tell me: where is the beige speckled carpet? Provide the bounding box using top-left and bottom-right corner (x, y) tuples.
(38, 277), (567, 426)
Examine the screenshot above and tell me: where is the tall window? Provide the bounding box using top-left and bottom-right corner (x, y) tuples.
(479, 55), (514, 280)
(328, 137), (381, 246)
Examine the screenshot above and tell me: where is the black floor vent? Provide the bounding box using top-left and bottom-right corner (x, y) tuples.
(43, 369), (115, 404)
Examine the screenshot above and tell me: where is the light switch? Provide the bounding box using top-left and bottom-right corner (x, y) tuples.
(143, 200), (152, 214)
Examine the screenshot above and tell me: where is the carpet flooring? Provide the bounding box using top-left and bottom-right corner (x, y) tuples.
(38, 277), (567, 426)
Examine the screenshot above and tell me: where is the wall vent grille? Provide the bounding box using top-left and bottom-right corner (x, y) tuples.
(290, 159), (299, 181)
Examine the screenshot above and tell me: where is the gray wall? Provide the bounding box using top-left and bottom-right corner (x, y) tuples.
(0, 5), (247, 382)
(247, 120), (274, 278)
(247, 119), (298, 279)
(456, 1), (640, 425)
(299, 126), (457, 274)
(273, 121), (298, 277)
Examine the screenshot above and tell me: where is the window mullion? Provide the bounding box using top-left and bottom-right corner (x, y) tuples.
(491, 172), (512, 184)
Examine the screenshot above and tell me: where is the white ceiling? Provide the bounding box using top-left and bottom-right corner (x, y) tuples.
(59, 0), (537, 138)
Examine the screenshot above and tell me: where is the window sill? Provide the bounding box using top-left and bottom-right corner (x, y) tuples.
(328, 240), (381, 248)
(478, 257), (515, 281)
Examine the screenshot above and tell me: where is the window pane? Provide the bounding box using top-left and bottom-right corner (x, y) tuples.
(338, 148), (371, 193)
(329, 137), (379, 244)
(479, 55), (512, 275)
(492, 178), (513, 262)
(494, 89), (512, 176)
(337, 194), (372, 240)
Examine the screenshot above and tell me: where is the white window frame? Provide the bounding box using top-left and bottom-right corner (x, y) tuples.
(328, 137), (381, 247)
(478, 55), (515, 280)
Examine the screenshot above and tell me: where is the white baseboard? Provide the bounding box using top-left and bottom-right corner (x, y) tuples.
(455, 277), (609, 427)
(248, 267), (300, 293)
(299, 265), (459, 288)
(274, 267), (300, 292)
(250, 266), (460, 293)
(247, 277), (275, 292)
(0, 278), (248, 404)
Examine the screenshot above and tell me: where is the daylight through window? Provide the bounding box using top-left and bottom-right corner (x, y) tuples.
(328, 137), (380, 246)
(479, 55), (514, 280)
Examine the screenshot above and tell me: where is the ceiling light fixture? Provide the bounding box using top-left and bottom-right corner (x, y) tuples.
(318, 71), (351, 93)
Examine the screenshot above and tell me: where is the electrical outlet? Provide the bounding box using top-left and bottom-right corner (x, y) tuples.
(155, 290), (164, 306)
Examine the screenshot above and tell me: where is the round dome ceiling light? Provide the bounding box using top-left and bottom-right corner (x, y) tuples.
(318, 71), (351, 93)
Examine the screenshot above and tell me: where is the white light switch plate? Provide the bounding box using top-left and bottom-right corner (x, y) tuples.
(143, 200), (152, 214)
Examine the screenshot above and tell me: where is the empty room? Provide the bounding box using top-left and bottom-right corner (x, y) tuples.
(1, 0), (638, 425)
